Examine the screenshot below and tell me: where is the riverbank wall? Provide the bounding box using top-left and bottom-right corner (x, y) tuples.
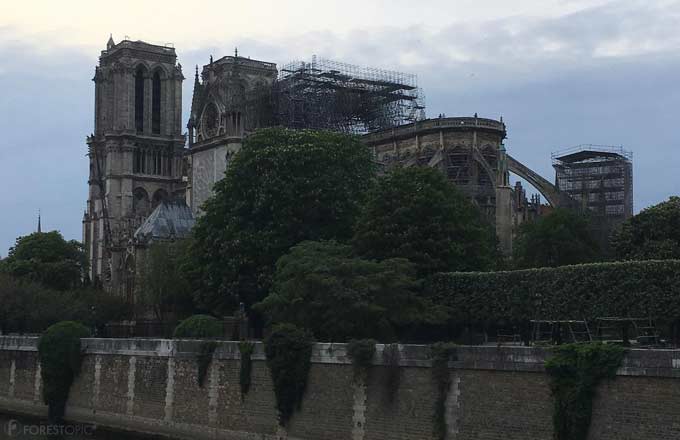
(1, 336), (680, 439)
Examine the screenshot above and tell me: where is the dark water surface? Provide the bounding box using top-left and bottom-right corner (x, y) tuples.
(0, 413), (174, 440)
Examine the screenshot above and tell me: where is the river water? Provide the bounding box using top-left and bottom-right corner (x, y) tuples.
(0, 413), (171, 439)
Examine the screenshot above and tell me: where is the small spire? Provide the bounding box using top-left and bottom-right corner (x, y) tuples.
(235, 47), (238, 57)
(107, 33), (115, 50)
(37, 209), (42, 233)
(195, 65), (199, 81)
(474, 112), (478, 118)
(210, 55), (213, 64)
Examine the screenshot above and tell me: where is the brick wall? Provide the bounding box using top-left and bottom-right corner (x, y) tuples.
(1, 337), (679, 439)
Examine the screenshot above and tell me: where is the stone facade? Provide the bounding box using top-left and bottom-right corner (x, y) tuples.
(83, 40), (563, 297)
(82, 37), (185, 297)
(186, 55), (277, 216)
(362, 117), (546, 254)
(2, 336), (680, 440)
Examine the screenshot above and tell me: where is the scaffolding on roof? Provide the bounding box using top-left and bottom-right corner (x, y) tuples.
(273, 57), (425, 134)
(552, 145), (633, 246)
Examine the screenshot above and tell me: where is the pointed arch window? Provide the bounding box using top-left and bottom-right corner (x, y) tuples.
(152, 71), (161, 134)
(135, 67), (145, 132)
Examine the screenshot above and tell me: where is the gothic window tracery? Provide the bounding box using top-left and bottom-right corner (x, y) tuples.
(152, 71), (162, 134)
(135, 66), (147, 133)
(201, 102), (220, 139)
(133, 187), (150, 215)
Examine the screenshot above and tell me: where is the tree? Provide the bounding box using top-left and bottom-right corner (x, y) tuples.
(256, 241), (448, 342)
(352, 166), (498, 277)
(513, 208), (600, 268)
(0, 231), (86, 290)
(612, 196), (680, 260)
(0, 274), (129, 335)
(187, 128), (376, 314)
(137, 240), (194, 321)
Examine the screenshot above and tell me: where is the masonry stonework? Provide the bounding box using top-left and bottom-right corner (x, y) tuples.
(2, 338), (679, 439)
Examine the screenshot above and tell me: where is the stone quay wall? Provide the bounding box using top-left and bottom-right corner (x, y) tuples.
(1, 336), (680, 439)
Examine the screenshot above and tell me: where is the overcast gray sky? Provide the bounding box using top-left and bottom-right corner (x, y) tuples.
(1, 0), (679, 256)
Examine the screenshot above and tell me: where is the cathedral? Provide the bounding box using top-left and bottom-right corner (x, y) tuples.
(83, 37), (557, 299)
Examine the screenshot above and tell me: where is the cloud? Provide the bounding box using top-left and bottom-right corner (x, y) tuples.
(1, 1), (680, 254)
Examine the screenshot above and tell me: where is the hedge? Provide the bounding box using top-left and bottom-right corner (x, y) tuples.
(425, 260), (680, 324)
(173, 314), (222, 339)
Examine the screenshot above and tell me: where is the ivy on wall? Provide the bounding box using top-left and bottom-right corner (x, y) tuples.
(197, 341), (218, 387)
(545, 343), (625, 440)
(430, 342), (457, 440)
(239, 341), (255, 400)
(382, 343), (401, 403)
(172, 315), (222, 388)
(264, 324), (314, 426)
(38, 321), (91, 423)
(347, 339), (377, 381)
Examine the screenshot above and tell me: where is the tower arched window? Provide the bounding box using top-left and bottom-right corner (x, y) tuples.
(152, 71), (161, 134)
(135, 67), (145, 133)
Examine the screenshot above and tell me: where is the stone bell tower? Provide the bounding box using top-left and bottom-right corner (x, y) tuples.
(83, 36), (185, 298)
(186, 51), (277, 215)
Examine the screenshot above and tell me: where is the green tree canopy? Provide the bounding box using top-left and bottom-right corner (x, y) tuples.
(173, 314), (222, 339)
(612, 196), (680, 260)
(137, 240), (194, 321)
(513, 208), (600, 268)
(352, 166), (498, 276)
(187, 128), (376, 314)
(0, 231), (86, 290)
(256, 241), (448, 342)
(0, 274), (129, 335)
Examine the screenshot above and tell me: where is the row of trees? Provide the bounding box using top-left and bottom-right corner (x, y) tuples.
(513, 196), (680, 268)
(180, 128), (680, 342)
(2, 128), (678, 342)
(0, 232), (128, 334)
(180, 128), (498, 341)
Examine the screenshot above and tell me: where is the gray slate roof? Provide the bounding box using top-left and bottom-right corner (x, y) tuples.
(134, 200), (195, 244)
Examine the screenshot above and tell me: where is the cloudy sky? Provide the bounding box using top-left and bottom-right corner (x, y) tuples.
(1, 0), (679, 255)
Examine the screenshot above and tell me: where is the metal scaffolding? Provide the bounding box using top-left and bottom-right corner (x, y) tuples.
(552, 145), (633, 244)
(273, 57), (425, 134)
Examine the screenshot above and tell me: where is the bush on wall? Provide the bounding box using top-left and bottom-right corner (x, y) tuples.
(239, 341), (255, 400)
(38, 321), (91, 423)
(264, 323), (313, 426)
(173, 315), (222, 388)
(382, 343), (401, 403)
(545, 343), (625, 440)
(347, 339), (376, 380)
(426, 260), (680, 325)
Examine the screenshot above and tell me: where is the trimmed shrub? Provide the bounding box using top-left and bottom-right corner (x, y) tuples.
(264, 324), (313, 426)
(173, 314), (222, 339)
(545, 343), (625, 440)
(426, 260), (680, 325)
(38, 321), (91, 423)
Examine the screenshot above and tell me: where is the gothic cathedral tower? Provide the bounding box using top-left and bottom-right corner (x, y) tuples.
(186, 53), (277, 215)
(83, 36), (184, 297)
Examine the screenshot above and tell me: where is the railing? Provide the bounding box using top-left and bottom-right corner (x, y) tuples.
(102, 317), (249, 340)
(551, 144), (633, 161)
(363, 116), (506, 143)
